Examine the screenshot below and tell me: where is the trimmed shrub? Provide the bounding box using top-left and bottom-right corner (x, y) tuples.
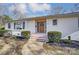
(4, 30), (12, 37)
(62, 36), (71, 45)
(62, 39), (71, 45)
(68, 36), (71, 40)
(21, 31), (30, 39)
(67, 36), (71, 44)
(0, 30), (8, 37)
(0, 27), (5, 30)
(48, 31), (62, 42)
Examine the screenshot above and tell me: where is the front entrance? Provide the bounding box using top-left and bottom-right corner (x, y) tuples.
(37, 22), (45, 33)
(36, 18), (46, 33)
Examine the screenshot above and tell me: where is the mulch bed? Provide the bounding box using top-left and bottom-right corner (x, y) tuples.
(46, 40), (79, 49)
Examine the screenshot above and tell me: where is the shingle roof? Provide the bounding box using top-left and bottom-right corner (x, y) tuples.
(8, 12), (79, 22)
(21, 12), (79, 20)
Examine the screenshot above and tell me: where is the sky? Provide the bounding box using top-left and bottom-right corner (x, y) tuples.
(0, 3), (77, 19)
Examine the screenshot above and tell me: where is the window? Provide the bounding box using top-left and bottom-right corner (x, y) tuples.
(53, 19), (57, 25)
(14, 22), (22, 30)
(8, 23), (11, 29)
(23, 22), (25, 29)
(14, 23), (16, 29)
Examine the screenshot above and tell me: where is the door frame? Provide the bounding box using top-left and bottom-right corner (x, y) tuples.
(35, 18), (46, 33)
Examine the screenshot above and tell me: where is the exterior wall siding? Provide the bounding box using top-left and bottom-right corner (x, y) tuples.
(25, 20), (35, 33)
(46, 17), (79, 37)
(5, 17), (79, 37)
(5, 22), (14, 30)
(5, 20), (35, 33)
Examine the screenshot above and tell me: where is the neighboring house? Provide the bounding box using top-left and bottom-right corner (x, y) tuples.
(5, 12), (79, 37)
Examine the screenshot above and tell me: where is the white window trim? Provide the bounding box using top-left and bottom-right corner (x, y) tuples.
(52, 19), (58, 26)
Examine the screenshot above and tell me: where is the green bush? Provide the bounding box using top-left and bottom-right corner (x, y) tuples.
(64, 36), (71, 44)
(63, 39), (71, 45)
(0, 27), (5, 30)
(48, 31), (62, 43)
(21, 31), (30, 39)
(68, 36), (71, 40)
(0, 30), (8, 37)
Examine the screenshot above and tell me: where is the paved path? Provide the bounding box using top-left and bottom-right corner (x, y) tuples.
(30, 33), (48, 42)
(22, 38), (47, 55)
(22, 36), (79, 55)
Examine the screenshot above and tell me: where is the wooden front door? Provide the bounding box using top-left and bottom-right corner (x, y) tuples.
(37, 22), (45, 33)
(35, 17), (46, 33)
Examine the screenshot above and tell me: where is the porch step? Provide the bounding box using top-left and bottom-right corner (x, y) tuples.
(30, 33), (48, 42)
(30, 36), (47, 39)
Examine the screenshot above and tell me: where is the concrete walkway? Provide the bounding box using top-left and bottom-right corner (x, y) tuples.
(21, 38), (46, 55)
(30, 33), (48, 42)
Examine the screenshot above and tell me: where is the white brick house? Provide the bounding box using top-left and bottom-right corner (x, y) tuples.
(5, 12), (79, 37)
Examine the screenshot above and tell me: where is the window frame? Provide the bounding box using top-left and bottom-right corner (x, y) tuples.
(52, 19), (57, 25)
(8, 23), (11, 29)
(14, 22), (22, 30)
(23, 21), (25, 29)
